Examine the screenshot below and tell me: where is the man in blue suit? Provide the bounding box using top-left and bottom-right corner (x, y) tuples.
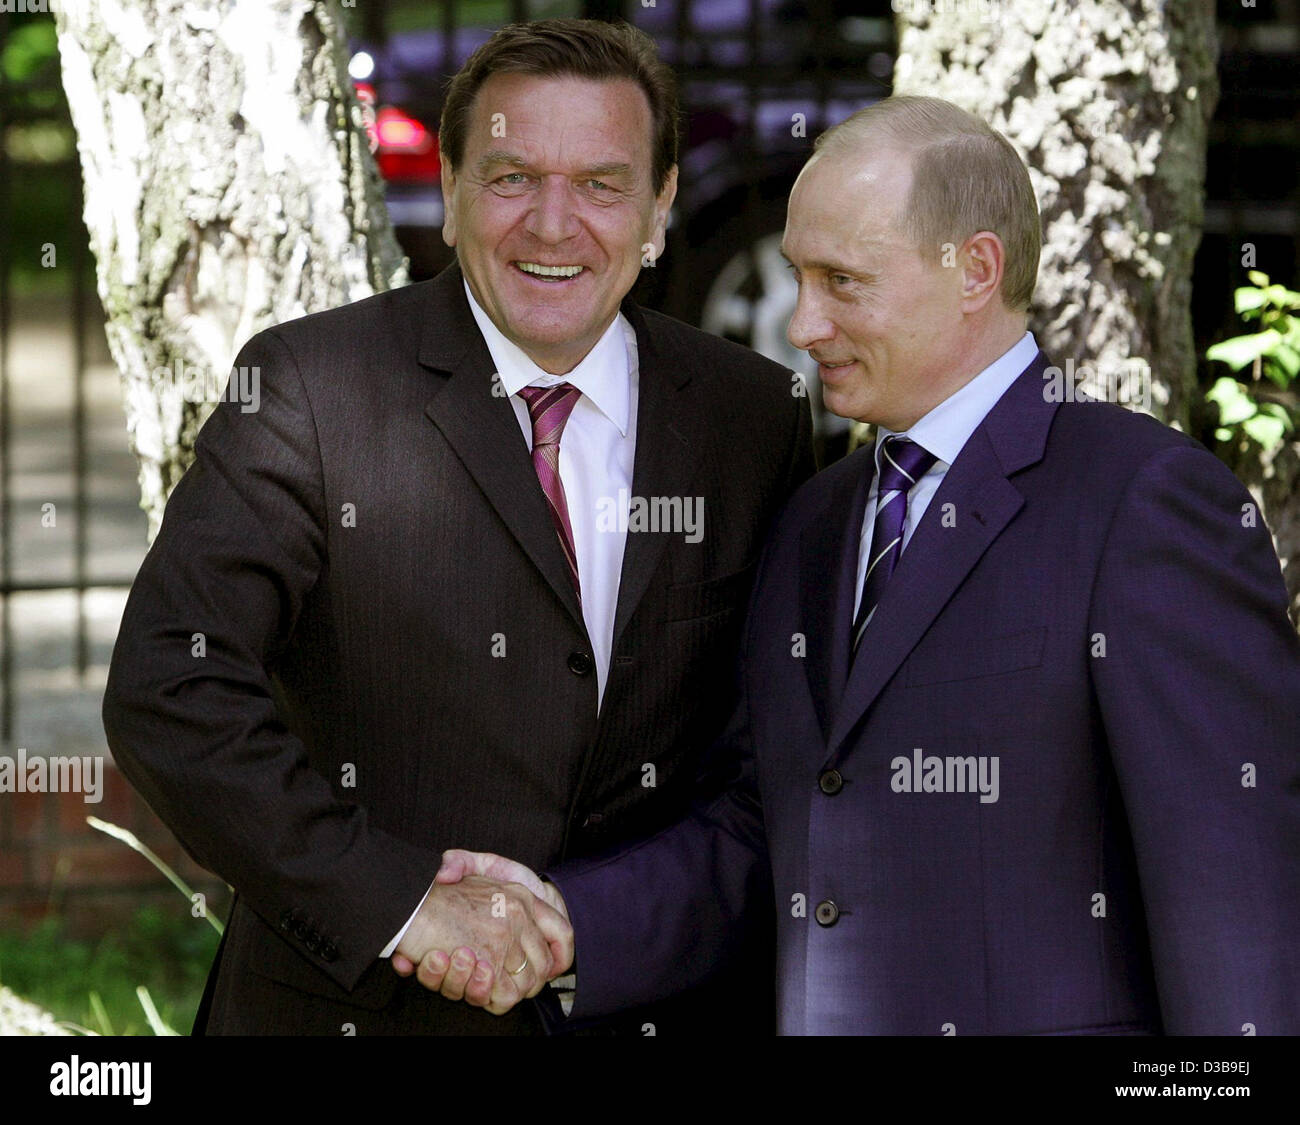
(409, 96), (1300, 1034)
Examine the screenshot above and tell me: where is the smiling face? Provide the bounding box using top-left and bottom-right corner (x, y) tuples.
(782, 146), (971, 431)
(441, 73), (677, 374)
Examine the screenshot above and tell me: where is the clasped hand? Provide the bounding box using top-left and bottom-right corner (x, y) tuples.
(390, 851), (572, 1015)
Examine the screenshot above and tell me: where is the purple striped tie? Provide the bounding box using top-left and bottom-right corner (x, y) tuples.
(851, 436), (937, 655)
(519, 383), (582, 601)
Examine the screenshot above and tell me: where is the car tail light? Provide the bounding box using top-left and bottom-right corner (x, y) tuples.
(374, 106), (441, 183)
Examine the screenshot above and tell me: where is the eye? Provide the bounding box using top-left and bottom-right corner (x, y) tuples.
(499, 172), (529, 184)
(829, 273), (854, 287)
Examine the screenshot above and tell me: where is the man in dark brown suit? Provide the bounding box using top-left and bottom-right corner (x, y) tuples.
(102, 18), (813, 1034)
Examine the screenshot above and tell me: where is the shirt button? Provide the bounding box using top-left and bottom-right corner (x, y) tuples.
(818, 769), (843, 795)
(567, 651), (593, 676)
(815, 900), (840, 927)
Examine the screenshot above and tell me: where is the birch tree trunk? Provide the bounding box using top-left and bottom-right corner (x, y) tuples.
(893, 0), (1299, 626)
(54, 0), (409, 542)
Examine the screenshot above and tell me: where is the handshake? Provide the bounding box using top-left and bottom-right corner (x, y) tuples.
(390, 850), (573, 1015)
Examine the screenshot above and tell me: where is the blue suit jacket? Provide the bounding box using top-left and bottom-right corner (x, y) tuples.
(550, 352), (1300, 1035)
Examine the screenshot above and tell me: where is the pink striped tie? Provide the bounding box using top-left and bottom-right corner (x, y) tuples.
(519, 383), (582, 601)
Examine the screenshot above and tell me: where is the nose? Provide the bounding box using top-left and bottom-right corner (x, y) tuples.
(525, 175), (581, 245)
(786, 283), (833, 353)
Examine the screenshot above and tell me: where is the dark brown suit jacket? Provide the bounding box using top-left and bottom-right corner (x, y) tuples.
(103, 261), (814, 1034)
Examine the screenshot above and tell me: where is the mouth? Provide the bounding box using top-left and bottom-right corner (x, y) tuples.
(513, 261), (586, 283)
(815, 358), (858, 382)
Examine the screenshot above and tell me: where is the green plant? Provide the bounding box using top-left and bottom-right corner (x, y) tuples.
(0, 817), (226, 1035)
(0, 908), (218, 1035)
(1205, 271), (1299, 452)
(87, 817), (224, 938)
(1, 17), (58, 84)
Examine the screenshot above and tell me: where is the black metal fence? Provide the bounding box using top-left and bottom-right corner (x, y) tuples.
(0, 11), (118, 750)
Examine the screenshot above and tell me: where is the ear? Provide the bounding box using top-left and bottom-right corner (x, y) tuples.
(958, 231), (1005, 313)
(645, 164), (679, 264)
(441, 162), (459, 248)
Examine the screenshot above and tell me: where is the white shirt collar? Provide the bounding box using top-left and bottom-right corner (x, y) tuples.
(876, 331), (1040, 470)
(462, 277), (632, 436)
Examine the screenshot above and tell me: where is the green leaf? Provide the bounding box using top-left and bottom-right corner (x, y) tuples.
(1259, 286), (1300, 311)
(1247, 270), (1271, 288)
(1206, 330), (1283, 371)
(88, 990), (114, 1036)
(87, 817), (223, 936)
(1266, 341), (1300, 386)
(1258, 401), (1295, 431)
(136, 986), (180, 1037)
(1205, 377), (1258, 425)
(1234, 287), (1269, 314)
(1, 21), (57, 84)
(1242, 413), (1287, 449)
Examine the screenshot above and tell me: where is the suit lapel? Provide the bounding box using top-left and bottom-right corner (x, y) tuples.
(419, 263), (586, 631)
(823, 352), (1058, 765)
(800, 447), (874, 741)
(609, 299), (703, 651)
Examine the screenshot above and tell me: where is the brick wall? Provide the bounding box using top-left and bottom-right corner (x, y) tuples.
(0, 762), (230, 938)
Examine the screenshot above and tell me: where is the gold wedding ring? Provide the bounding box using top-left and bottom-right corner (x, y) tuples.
(508, 956), (529, 976)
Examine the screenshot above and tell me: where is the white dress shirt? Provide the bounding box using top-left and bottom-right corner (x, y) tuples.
(464, 278), (638, 710)
(379, 280), (638, 960)
(852, 332), (1040, 623)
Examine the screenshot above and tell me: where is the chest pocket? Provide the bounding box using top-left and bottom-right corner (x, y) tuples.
(663, 562), (757, 623)
(904, 626), (1046, 687)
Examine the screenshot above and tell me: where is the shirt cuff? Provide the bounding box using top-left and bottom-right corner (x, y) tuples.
(550, 974), (576, 1017)
(379, 880), (434, 959)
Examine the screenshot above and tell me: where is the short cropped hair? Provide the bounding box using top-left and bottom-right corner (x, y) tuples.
(439, 18), (679, 195)
(815, 96), (1041, 310)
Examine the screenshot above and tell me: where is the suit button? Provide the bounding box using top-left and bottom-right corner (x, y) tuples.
(280, 911), (294, 932)
(567, 651), (593, 676)
(321, 942), (339, 963)
(305, 931), (322, 953)
(818, 769), (843, 795)
(292, 918), (308, 940)
(815, 900), (840, 927)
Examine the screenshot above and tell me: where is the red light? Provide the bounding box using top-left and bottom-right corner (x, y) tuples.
(377, 106), (433, 152)
(372, 106), (440, 183)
